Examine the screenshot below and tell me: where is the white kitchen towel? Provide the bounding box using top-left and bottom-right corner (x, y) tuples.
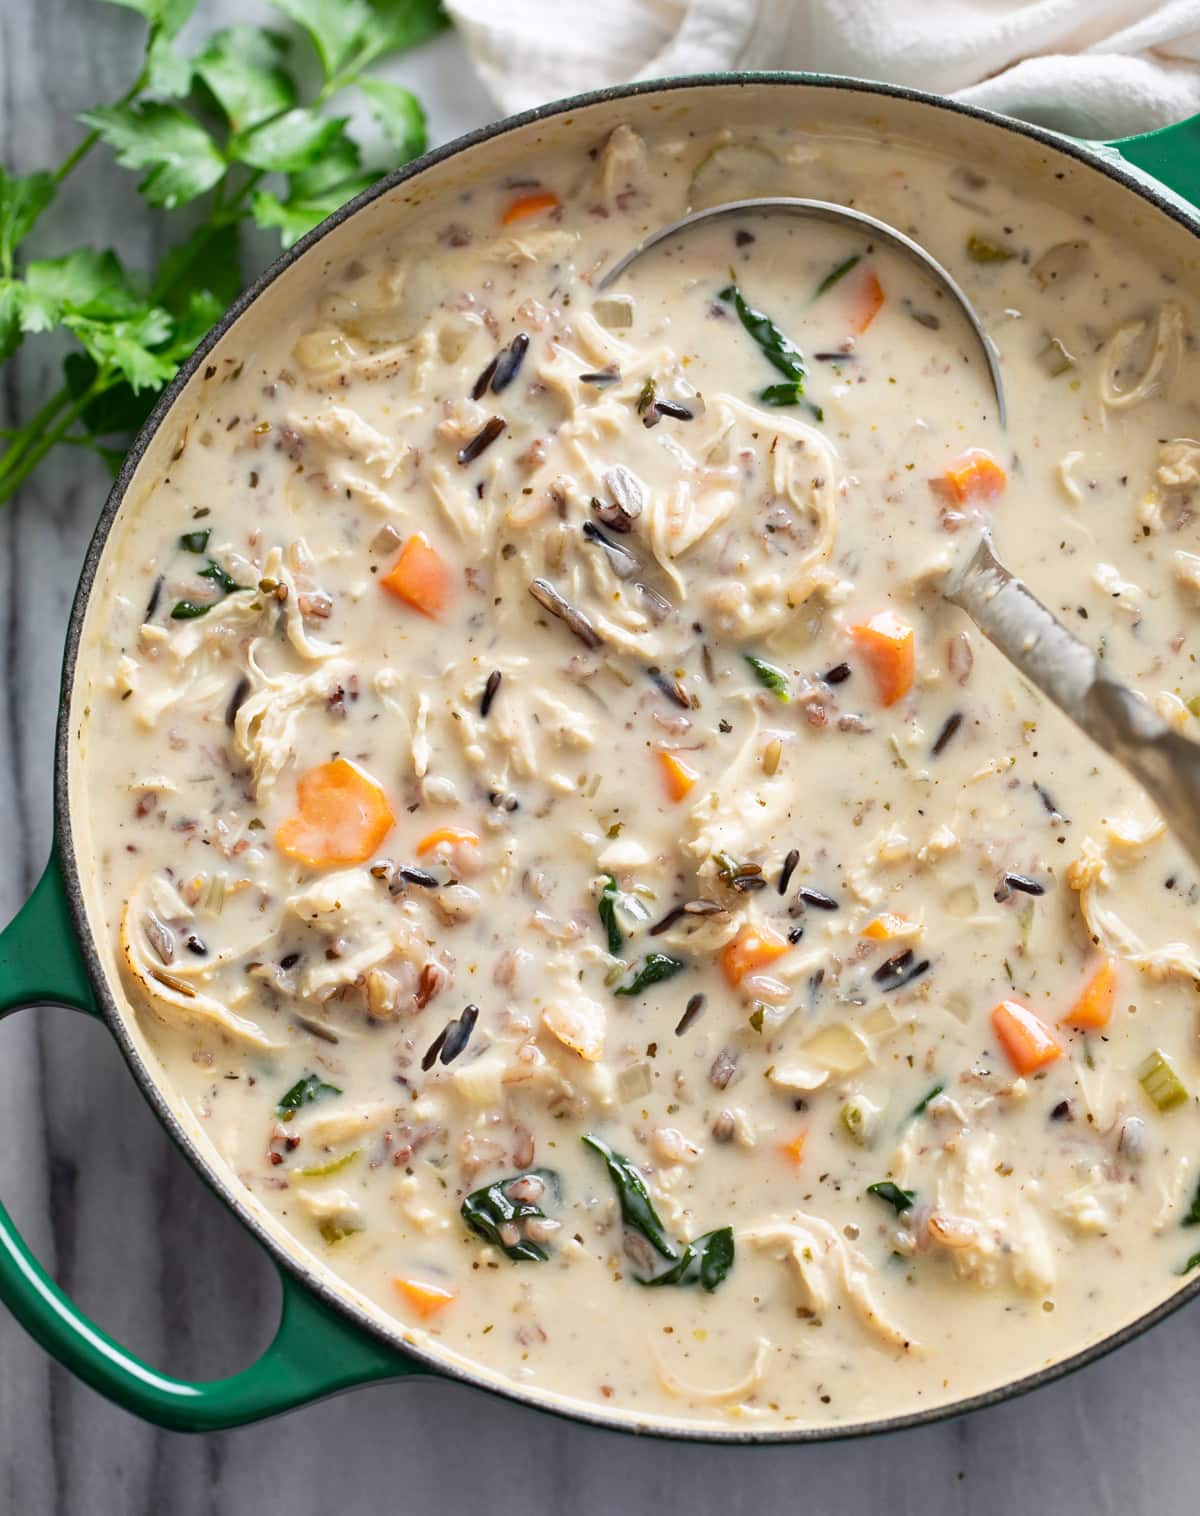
(443, 0), (1200, 139)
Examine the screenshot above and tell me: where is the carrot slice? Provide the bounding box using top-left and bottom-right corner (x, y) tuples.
(719, 921), (791, 987)
(416, 824), (480, 856)
(852, 269), (886, 333)
(850, 609), (915, 707)
(779, 1132), (807, 1166)
(1060, 958), (1118, 1030)
(862, 912), (911, 941)
(380, 533), (452, 619)
(276, 758), (394, 869)
(942, 449), (1007, 503)
(657, 749), (698, 803)
(393, 1276), (456, 1319)
(991, 1000), (1062, 1075)
(501, 189), (560, 226)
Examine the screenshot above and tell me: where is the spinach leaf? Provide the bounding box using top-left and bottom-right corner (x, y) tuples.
(910, 1083), (944, 1118)
(582, 1134), (677, 1260)
(745, 653), (789, 702)
(178, 528), (211, 552)
(1183, 1175), (1200, 1227)
(1178, 1251), (1200, 1276)
(638, 1226), (735, 1292)
(198, 559), (247, 594)
(461, 1169), (560, 1263)
(719, 279), (817, 415)
(719, 282), (807, 386)
(584, 1136), (735, 1291)
(814, 252), (861, 298)
(276, 1072), (341, 1117)
(866, 1180), (916, 1214)
(614, 952), (686, 997)
(598, 873), (622, 955)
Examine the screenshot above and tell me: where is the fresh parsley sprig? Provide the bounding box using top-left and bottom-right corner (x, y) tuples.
(0, 0), (445, 508)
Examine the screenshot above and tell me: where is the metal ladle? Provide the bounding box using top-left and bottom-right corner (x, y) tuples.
(604, 197), (1200, 869)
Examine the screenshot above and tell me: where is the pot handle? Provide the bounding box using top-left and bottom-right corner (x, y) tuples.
(1102, 114), (1200, 209)
(0, 855), (423, 1430)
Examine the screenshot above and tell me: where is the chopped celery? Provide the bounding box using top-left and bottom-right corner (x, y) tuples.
(841, 1096), (882, 1146)
(1138, 1048), (1188, 1112)
(1036, 336), (1076, 377)
(296, 1148), (360, 1178)
(966, 233), (1016, 263)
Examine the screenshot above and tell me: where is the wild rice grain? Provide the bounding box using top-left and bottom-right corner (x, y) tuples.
(490, 332), (530, 394)
(931, 711), (963, 756)
(675, 993), (706, 1036)
(480, 670), (502, 718)
(457, 416), (506, 466)
(439, 1004), (480, 1065)
(469, 353), (500, 400)
(528, 578), (603, 649)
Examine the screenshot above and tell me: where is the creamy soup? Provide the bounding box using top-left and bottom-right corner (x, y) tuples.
(73, 112), (1200, 1431)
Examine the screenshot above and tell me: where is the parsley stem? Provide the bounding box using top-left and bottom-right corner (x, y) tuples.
(52, 68), (148, 187)
(0, 375), (110, 507)
(0, 384), (73, 487)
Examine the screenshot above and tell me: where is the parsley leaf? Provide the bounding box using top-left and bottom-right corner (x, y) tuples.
(269, 0), (375, 81)
(20, 249), (141, 332)
(67, 307), (177, 392)
(367, 0), (450, 56)
(145, 33), (193, 98)
(232, 108), (350, 173)
(80, 103), (226, 209)
(100, 0), (198, 40)
(359, 78), (426, 161)
(63, 352), (159, 437)
(193, 26), (296, 132)
(251, 184), (371, 247)
(288, 136), (363, 200)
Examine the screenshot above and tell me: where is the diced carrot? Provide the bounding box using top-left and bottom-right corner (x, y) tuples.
(851, 269), (886, 333)
(393, 1276), (457, 1319)
(657, 749), (698, 802)
(850, 610), (915, 707)
(1060, 958), (1118, 1030)
(380, 532), (452, 619)
(942, 449), (1007, 504)
(990, 999), (1062, 1076)
(720, 921), (791, 987)
(500, 189), (560, 226)
(862, 912), (911, 941)
(779, 1132), (807, 1166)
(276, 758), (394, 869)
(416, 825), (480, 856)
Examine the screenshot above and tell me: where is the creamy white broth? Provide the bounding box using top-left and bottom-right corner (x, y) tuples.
(70, 111), (1200, 1431)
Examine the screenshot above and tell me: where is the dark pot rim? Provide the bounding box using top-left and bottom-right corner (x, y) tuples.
(50, 69), (1200, 1444)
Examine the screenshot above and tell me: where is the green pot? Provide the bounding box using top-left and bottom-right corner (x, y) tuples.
(2, 73), (1199, 1440)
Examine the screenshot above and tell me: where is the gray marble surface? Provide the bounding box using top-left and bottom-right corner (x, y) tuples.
(1, 3), (1199, 1511)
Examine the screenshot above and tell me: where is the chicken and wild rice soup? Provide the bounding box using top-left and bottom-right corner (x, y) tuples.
(73, 113), (1200, 1429)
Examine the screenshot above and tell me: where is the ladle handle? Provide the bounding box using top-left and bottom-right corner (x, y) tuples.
(945, 534), (1200, 871)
